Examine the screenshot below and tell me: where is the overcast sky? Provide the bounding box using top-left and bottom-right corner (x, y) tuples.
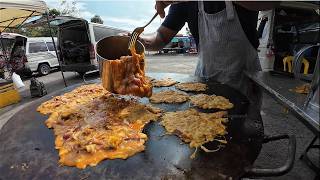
(45, 0), (187, 35)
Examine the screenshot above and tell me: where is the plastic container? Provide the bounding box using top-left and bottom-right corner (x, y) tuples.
(0, 83), (21, 108)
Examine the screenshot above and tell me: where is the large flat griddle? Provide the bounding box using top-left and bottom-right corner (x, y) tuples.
(0, 73), (263, 179)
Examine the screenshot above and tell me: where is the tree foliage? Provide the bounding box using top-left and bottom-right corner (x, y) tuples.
(91, 15), (104, 24)
(49, 8), (61, 16)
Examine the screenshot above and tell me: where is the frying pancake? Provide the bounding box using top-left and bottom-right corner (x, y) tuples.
(38, 90), (160, 169)
(149, 90), (189, 103)
(290, 83), (310, 94)
(190, 94), (234, 110)
(161, 109), (228, 149)
(152, 78), (178, 87)
(175, 82), (207, 92)
(37, 84), (109, 114)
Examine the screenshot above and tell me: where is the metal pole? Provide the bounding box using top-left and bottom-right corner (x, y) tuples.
(45, 11), (67, 87)
(0, 32), (9, 79)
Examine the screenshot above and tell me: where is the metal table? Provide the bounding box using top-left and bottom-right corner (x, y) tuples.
(246, 71), (319, 134)
(246, 71), (319, 176)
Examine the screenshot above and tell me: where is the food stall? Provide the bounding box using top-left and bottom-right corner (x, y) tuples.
(0, 1), (317, 179)
(0, 35), (299, 179)
(0, 0), (67, 86)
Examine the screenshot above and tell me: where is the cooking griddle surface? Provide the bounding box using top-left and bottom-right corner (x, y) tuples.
(0, 73), (262, 179)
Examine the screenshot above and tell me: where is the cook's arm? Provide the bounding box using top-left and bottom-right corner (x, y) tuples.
(140, 1), (184, 51)
(140, 25), (178, 51)
(235, 1), (280, 11)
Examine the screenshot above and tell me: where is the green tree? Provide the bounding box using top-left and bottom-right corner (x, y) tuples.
(91, 15), (103, 24)
(49, 8), (61, 16)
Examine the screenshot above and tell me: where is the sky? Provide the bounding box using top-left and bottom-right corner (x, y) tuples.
(45, 0), (187, 35)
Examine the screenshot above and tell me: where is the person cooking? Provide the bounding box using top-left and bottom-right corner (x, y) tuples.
(138, 1), (279, 136)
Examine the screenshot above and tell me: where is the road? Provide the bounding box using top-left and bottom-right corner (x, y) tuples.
(0, 54), (317, 179)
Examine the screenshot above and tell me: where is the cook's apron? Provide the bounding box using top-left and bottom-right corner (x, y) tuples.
(196, 1), (263, 135)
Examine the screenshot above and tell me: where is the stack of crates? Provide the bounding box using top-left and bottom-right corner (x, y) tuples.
(0, 81), (21, 108)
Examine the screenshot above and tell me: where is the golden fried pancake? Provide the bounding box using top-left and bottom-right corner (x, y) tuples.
(190, 94), (234, 110)
(175, 82), (207, 92)
(290, 84), (310, 94)
(38, 89), (160, 169)
(152, 78), (178, 87)
(145, 104), (163, 114)
(149, 90), (189, 103)
(37, 84), (109, 114)
(161, 109), (228, 149)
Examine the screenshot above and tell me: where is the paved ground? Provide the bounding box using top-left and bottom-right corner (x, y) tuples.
(0, 54), (318, 179)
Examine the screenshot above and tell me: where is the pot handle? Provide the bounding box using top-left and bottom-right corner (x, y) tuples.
(244, 134), (296, 177)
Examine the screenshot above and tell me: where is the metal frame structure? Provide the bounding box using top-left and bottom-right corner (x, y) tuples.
(0, 1), (67, 86)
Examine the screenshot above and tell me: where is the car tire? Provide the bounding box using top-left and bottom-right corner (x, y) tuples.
(23, 70), (33, 77)
(38, 63), (50, 75)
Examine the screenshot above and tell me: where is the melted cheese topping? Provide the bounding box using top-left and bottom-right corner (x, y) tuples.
(101, 48), (152, 97)
(38, 86), (160, 169)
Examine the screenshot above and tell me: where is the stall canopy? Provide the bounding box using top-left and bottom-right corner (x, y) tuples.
(0, 0), (47, 32)
(0, 0), (67, 87)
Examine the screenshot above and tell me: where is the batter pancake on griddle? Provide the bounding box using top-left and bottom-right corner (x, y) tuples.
(190, 94), (234, 110)
(38, 87), (161, 169)
(149, 90), (189, 104)
(152, 78), (178, 87)
(175, 82), (207, 92)
(161, 109), (228, 156)
(37, 84), (109, 114)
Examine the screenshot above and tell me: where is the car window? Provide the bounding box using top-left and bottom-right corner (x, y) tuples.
(46, 42), (55, 51)
(93, 26), (124, 42)
(0, 39), (15, 52)
(29, 42), (48, 53)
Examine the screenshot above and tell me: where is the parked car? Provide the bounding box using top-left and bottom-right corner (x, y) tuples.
(257, 1), (319, 73)
(161, 36), (195, 54)
(57, 19), (128, 75)
(25, 37), (59, 75)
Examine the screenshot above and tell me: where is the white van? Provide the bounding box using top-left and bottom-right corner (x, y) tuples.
(26, 37), (59, 75)
(257, 2), (319, 72)
(57, 19), (128, 75)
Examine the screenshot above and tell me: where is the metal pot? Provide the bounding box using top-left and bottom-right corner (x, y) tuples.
(95, 36), (145, 76)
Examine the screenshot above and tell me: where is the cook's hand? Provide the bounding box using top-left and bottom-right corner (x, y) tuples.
(155, 1), (177, 18)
